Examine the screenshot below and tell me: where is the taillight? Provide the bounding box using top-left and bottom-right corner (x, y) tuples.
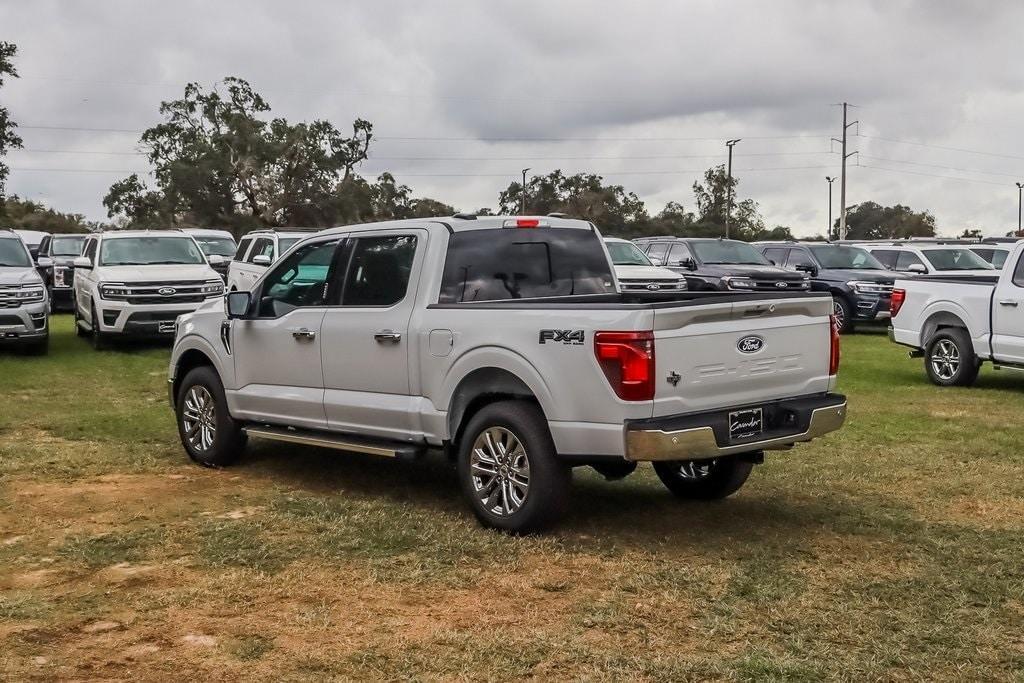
(890, 288), (906, 317)
(829, 314), (841, 376)
(594, 331), (655, 401)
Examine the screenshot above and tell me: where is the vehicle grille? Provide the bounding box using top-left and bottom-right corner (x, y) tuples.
(0, 285), (42, 308)
(749, 280), (810, 291)
(618, 278), (687, 292)
(53, 266), (73, 288)
(105, 280), (213, 304)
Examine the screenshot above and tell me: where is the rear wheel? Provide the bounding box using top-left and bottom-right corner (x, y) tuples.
(653, 456), (754, 500)
(924, 327), (979, 387)
(457, 401), (571, 533)
(175, 366), (246, 467)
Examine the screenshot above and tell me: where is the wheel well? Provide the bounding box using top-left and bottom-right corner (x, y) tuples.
(922, 312), (968, 345)
(172, 349), (216, 403)
(447, 368), (541, 454)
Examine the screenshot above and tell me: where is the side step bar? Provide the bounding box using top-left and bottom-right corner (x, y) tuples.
(243, 426), (423, 460)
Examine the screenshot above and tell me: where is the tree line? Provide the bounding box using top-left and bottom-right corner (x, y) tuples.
(0, 54), (941, 241)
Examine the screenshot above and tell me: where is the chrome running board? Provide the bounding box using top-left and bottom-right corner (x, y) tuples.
(243, 426), (422, 459)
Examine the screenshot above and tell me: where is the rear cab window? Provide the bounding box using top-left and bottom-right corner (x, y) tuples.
(439, 228), (615, 302)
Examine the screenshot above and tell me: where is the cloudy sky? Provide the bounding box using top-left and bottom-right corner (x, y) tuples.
(3, 0), (1024, 236)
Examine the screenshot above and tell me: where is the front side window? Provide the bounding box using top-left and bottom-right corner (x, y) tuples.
(52, 235), (86, 256)
(259, 239), (340, 316)
(342, 235), (418, 306)
(0, 238), (32, 267)
(99, 236), (205, 266)
(787, 249), (816, 269)
(895, 251), (926, 272)
(762, 247), (788, 266)
(809, 245), (884, 270)
(439, 228), (615, 303)
(691, 240), (769, 266)
(992, 250), (1009, 269)
(922, 248), (993, 271)
(83, 239), (98, 262)
(605, 241), (652, 266)
(1012, 253), (1024, 287)
(667, 243), (694, 265)
(871, 249), (898, 269)
(248, 238), (274, 263)
(234, 237), (252, 261)
(645, 243), (669, 265)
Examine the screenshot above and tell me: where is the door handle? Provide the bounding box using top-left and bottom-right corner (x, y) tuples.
(374, 331), (402, 344)
(998, 300), (1019, 307)
(290, 327), (316, 340)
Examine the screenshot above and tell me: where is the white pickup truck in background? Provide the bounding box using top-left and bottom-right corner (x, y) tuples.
(889, 241), (1024, 386)
(169, 215), (846, 532)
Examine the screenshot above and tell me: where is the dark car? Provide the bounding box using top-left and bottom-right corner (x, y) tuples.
(634, 237), (811, 293)
(757, 242), (894, 333)
(37, 233), (88, 311)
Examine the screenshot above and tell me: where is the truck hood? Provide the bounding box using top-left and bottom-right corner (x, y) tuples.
(691, 263), (809, 281)
(98, 264), (219, 282)
(0, 266), (44, 286)
(614, 264), (684, 281)
(818, 268), (894, 284)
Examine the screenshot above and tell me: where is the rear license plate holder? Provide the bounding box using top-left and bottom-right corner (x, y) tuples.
(729, 407), (763, 441)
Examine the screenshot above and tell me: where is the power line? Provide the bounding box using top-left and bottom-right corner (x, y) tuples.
(855, 162), (1009, 187)
(857, 133), (1024, 162)
(857, 154), (1023, 179)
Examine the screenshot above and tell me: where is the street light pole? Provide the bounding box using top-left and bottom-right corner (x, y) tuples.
(1016, 182), (1023, 234)
(826, 176), (835, 239)
(521, 168), (530, 215)
(725, 139), (741, 238)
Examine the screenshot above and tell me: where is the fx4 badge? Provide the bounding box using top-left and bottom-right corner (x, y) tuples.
(539, 329), (585, 345)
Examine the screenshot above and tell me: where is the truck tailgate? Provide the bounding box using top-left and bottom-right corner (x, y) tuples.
(652, 296), (833, 416)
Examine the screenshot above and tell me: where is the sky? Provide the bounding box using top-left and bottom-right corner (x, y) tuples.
(3, 0), (1024, 236)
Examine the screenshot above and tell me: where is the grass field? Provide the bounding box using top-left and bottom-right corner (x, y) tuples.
(1, 315), (1022, 681)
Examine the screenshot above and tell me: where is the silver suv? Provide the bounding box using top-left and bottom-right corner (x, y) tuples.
(0, 229), (50, 354)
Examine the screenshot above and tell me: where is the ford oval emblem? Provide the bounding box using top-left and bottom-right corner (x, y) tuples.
(775, 281), (788, 288)
(737, 335), (764, 354)
(158, 287), (177, 296)
(646, 283), (661, 291)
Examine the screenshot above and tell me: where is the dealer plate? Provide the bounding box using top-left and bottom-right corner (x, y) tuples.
(729, 407), (763, 441)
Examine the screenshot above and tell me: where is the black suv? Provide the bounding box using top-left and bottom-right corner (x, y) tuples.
(634, 237), (811, 293)
(36, 233), (88, 311)
(757, 242), (894, 333)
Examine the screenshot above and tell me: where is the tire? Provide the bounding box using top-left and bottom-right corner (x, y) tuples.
(89, 305), (108, 350)
(456, 400), (571, 533)
(653, 456), (754, 500)
(924, 327), (979, 387)
(73, 296), (88, 338)
(590, 461), (638, 481)
(175, 365), (246, 467)
(832, 295), (856, 334)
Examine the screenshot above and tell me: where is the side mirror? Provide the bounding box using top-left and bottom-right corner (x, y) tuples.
(73, 256), (93, 270)
(208, 254), (226, 266)
(681, 258), (697, 271)
(795, 263), (818, 277)
(252, 254), (272, 267)
(36, 256), (54, 268)
(907, 263), (927, 274)
(226, 290), (252, 319)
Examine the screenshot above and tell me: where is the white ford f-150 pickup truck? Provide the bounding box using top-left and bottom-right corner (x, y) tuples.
(168, 215), (846, 532)
(889, 240), (1024, 386)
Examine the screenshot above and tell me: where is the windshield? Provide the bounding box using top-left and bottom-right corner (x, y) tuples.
(922, 248), (994, 271)
(99, 236), (206, 266)
(278, 238), (299, 254)
(0, 238), (32, 268)
(52, 235), (86, 256)
(605, 241), (653, 266)
(193, 236), (236, 257)
(691, 240), (770, 265)
(809, 245), (885, 270)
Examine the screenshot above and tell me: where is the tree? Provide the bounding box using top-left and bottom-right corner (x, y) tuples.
(690, 165), (767, 240)
(0, 42), (24, 216)
(104, 77), (372, 232)
(959, 228), (982, 239)
(839, 201), (936, 240)
(2, 196), (99, 233)
(497, 170), (648, 232)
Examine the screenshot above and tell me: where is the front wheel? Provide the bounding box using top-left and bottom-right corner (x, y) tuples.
(175, 366), (246, 467)
(924, 328), (979, 387)
(457, 401), (571, 533)
(832, 296), (856, 334)
(653, 456), (754, 500)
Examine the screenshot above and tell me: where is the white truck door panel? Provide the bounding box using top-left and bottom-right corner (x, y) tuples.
(230, 309), (328, 429)
(321, 230), (426, 441)
(991, 252), (1024, 363)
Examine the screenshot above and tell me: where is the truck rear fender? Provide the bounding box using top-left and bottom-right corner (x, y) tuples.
(919, 300), (985, 355)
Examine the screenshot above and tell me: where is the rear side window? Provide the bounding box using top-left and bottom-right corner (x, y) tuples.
(341, 235), (418, 306)
(234, 237), (252, 261)
(871, 249), (898, 269)
(439, 228), (615, 303)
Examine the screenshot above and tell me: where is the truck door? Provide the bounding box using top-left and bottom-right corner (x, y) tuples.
(319, 229), (426, 441)
(991, 250), (1024, 363)
(230, 236), (342, 429)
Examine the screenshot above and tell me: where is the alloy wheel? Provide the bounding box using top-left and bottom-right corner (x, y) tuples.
(832, 299), (845, 328)
(182, 386), (217, 453)
(470, 427), (530, 517)
(930, 339), (960, 380)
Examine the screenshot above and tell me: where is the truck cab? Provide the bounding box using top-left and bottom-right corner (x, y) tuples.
(36, 233), (88, 311)
(227, 229), (315, 292)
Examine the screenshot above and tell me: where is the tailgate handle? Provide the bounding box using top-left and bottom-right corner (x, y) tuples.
(742, 305), (775, 317)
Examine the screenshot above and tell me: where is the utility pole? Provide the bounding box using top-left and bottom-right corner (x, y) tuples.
(826, 176), (835, 239)
(521, 168), (530, 215)
(724, 139), (741, 238)
(831, 103), (858, 240)
(1016, 182), (1023, 233)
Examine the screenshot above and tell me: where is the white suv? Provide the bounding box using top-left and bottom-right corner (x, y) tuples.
(227, 229), (314, 292)
(72, 230), (225, 348)
(0, 229), (49, 354)
(862, 243), (996, 277)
